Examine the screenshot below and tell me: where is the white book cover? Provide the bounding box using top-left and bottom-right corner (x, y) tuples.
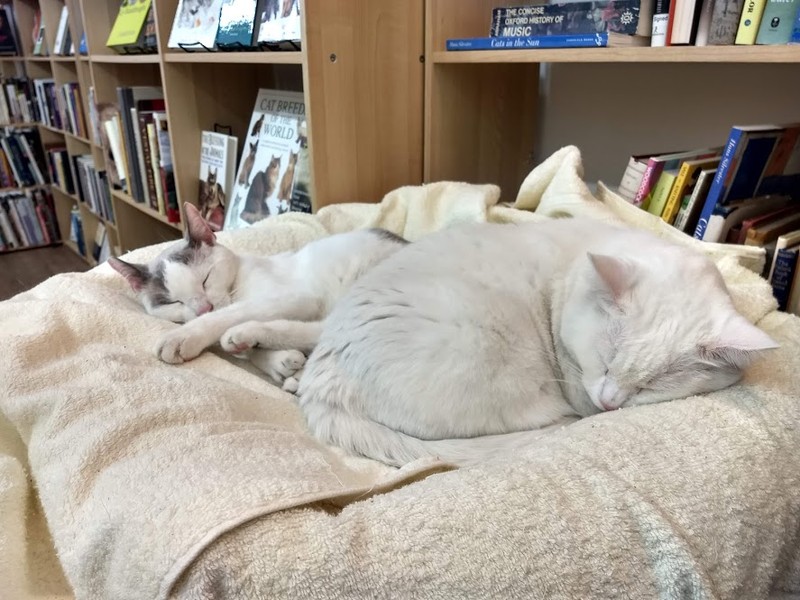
(53, 6), (69, 55)
(198, 130), (237, 231)
(168, 0), (225, 49)
(224, 88), (310, 231)
(256, 0), (301, 44)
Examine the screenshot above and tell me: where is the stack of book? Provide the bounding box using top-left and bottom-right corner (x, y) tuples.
(0, 127), (47, 188)
(0, 78), (38, 125)
(0, 188), (59, 251)
(89, 85), (179, 224)
(618, 121), (800, 313)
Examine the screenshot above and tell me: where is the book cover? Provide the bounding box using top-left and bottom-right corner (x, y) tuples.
(725, 129), (782, 202)
(53, 5), (69, 55)
(256, 0), (301, 45)
(792, 3), (800, 41)
(107, 0), (152, 48)
(693, 124), (781, 240)
(674, 167), (716, 232)
(0, 4), (20, 55)
(735, 0), (768, 43)
(216, 0), (259, 48)
(446, 32), (648, 50)
(755, 0), (798, 43)
(168, 0), (225, 49)
(617, 154), (650, 202)
(768, 228), (800, 280)
(661, 155), (721, 224)
(669, 0), (706, 43)
(198, 130), (237, 230)
(646, 169), (679, 217)
(757, 124), (800, 198)
(651, 0), (672, 44)
(770, 246), (799, 310)
(224, 88), (310, 230)
(490, 2), (641, 37)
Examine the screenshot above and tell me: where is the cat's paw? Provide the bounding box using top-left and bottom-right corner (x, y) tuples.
(156, 329), (207, 364)
(248, 349), (306, 387)
(220, 322), (260, 354)
(282, 376), (299, 394)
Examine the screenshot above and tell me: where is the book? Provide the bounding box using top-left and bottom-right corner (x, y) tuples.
(107, 0), (153, 51)
(198, 130), (237, 230)
(792, 3), (800, 42)
(224, 88), (310, 230)
(756, 123), (800, 198)
(618, 154), (650, 202)
(651, 0), (672, 44)
(256, 0), (301, 47)
(744, 207), (800, 245)
(153, 113), (180, 224)
(446, 32), (649, 50)
(646, 168), (679, 217)
(661, 155), (721, 224)
(53, 6), (69, 55)
(735, 0), (768, 43)
(168, 0), (225, 49)
(705, 0), (744, 44)
(115, 86), (162, 204)
(670, 0), (706, 43)
(755, 0), (798, 43)
(768, 228), (800, 280)
(786, 249), (800, 315)
(770, 245), (799, 311)
(489, 2), (642, 37)
(0, 3), (21, 55)
(725, 128), (783, 203)
(215, 0), (259, 48)
(693, 124), (783, 240)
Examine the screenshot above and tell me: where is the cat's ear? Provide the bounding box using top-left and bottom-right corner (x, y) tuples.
(108, 257), (149, 292)
(700, 315), (779, 369)
(588, 253), (637, 302)
(184, 202), (216, 246)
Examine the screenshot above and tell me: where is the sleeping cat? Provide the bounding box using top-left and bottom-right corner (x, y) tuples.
(239, 218), (778, 466)
(108, 203), (408, 390)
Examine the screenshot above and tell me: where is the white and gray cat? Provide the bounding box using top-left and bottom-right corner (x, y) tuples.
(109, 203), (407, 390)
(240, 218), (778, 466)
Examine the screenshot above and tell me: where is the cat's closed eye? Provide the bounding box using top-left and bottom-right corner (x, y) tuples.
(202, 273), (210, 288)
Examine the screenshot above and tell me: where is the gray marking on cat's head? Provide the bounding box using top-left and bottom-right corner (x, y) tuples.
(368, 228), (408, 245)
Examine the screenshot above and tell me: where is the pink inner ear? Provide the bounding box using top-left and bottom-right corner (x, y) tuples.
(184, 203), (216, 246)
(702, 316), (779, 368)
(108, 257), (147, 292)
(588, 253), (635, 300)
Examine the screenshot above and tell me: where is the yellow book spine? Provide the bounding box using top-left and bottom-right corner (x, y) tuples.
(661, 162), (693, 224)
(735, 0), (768, 44)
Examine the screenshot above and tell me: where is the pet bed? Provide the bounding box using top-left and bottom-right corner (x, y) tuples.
(1, 147), (798, 600)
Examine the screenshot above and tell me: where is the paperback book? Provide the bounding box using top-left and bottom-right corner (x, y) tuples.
(198, 130), (237, 230)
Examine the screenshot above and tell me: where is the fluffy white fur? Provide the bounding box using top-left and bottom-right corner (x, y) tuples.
(283, 218), (779, 466)
(109, 203), (406, 389)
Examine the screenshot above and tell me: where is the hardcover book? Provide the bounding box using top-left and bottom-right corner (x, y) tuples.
(198, 130), (237, 230)
(168, 0), (225, 49)
(224, 88), (310, 231)
(107, 0), (152, 50)
(256, 0), (301, 46)
(216, 0), (259, 48)
(755, 0), (799, 44)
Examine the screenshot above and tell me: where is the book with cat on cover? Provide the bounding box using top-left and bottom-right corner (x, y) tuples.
(168, 0), (225, 49)
(198, 130), (237, 230)
(223, 88), (310, 231)
(256, 0), (301, 47)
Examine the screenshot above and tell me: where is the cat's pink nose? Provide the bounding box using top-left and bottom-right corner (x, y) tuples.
(196, 301), (213, 315)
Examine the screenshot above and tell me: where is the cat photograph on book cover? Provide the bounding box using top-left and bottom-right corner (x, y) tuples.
(257, 0), (301, 45)
(224, 89), (310, 231)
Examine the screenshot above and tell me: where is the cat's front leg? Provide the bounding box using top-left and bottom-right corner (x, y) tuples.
(156, 297), (319, 364)
(248, 349), (306, 391)
(220, 320), (322, 354)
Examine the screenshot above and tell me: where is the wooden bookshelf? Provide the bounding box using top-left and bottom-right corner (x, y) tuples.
(2, 0), (424, 261)
(424, 0), (800, 202)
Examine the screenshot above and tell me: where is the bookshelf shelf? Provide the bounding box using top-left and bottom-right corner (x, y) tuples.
(1, 241), (60, 253)
(50, 56), (77, 62)
(90, 54), (161, 64)
(64, 131), (91, 145)
(432, 46), (800, 64)
(111, 189), (181, 231)
(25, 56), (52, 62)
(162, 51), (304, 65)
(63, 238), (81, 257)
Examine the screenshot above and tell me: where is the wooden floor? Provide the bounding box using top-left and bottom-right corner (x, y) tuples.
(0, 245), (89, 301)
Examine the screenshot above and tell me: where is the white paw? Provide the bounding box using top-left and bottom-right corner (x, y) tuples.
(249, 349), (306, 386)
(220, 322), (260, 354)
(156, 329), (207, 364)
(282, 376), (299, 394)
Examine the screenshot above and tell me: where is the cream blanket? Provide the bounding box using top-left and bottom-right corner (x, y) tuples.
(1, 147), (798, 600)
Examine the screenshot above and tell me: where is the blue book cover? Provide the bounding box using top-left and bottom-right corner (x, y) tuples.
(79, 32), (87, 55)
(771, 247), (799, 311)
(694, 125), (780, 240)
(490, 2), (641, 37)
(792, 3), (800, 42)
(446, 33), (609, 50)
(725, 132), (780, 202)
(216, 0), (259, 48)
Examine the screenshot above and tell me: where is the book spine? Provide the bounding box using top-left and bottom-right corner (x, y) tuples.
(771, 248), (799, 311)
(634, 157), (665, 208)
(137, 113), (159, 212)
(662, 161), (693, 223)
(735, 0), (768, 43)
(694, 129), (746, 239)
(446, 33), (609, 50)
(792, 3), (800, 41)
(646, 171), (676, 217)
(0, 202), (19, 247)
